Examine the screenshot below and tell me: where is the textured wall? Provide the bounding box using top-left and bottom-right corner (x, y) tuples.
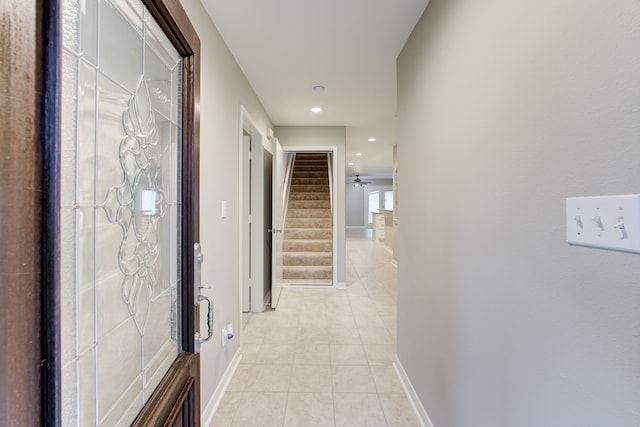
(396, 0), (640, 426)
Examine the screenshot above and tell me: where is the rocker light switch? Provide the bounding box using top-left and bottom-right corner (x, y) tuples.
(566, 194), (640, 254)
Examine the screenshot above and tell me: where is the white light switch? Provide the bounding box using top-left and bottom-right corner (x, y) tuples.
(221, 200), (227, 218)
(566, 194), (640, 253)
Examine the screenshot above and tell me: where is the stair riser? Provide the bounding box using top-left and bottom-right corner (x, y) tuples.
(285, 229), (332, 240)
(293, 165), (327, 173)
(287, 209), (331, 219)
(295, 156), (327, 161)
(283, 268), (332, 280)
(283, 241), (332, 252)
(284, 253), (332, 266)
(291, 178), (329, 186)
(288, 192), (330, 201)
(288, 200), (330, 209)
(290, 185), (328, 193)
(286, 219), (332, 228)
(292, 172), (328, 178)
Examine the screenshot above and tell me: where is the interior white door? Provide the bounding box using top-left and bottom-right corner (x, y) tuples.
(271, 138), (286, 307)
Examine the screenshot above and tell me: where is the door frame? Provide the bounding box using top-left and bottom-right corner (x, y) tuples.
(281, 146), (339, 287)
(239, 106), (267, 314)
(39, 0), (201, 424)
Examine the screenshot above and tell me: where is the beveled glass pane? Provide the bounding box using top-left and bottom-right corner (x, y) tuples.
(79, 0), (99, 65)
(99, 0), (143, 92)
(61, 0), (183, 425)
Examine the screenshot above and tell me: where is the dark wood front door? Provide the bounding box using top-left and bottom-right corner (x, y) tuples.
(0, 0), (200, 425)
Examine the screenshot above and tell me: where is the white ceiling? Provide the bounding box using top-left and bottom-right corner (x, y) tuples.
(200, 0), (429, 179)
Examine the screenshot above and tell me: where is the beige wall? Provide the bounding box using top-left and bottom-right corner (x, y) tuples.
(179, 0), (273, 420)
(397, 0), (640, 426)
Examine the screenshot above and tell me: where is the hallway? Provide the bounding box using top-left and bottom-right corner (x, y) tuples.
(211, 229), (419, 426)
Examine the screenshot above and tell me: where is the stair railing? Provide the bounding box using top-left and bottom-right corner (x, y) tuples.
(327, 153), (333, 216)
(280, 152), (296, 228)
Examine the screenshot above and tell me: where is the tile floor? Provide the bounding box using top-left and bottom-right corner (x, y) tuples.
(210, 229), (420, 427)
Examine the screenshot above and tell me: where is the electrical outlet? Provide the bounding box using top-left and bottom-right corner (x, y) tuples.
(566, 194), (640, 254)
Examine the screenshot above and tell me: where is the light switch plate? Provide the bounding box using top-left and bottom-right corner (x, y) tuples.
(566, 194), (640, 253)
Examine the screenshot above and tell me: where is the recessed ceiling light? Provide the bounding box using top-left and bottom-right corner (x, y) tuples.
(355, 153), (363, 156)
(368, 138), (376, 142)
(310, 107), (323, 113)
(348, 162), (354, 166)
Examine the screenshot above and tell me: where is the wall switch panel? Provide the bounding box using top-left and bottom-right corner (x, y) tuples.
(221, 200), (227, 218)
(566, 194), (640, 253)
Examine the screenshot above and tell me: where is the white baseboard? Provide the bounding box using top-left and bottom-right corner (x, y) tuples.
(346, 226), (366, 229)
(201, 349), (243, 426)
(334, 281), (347, 289)
(393, 355), (434, 427)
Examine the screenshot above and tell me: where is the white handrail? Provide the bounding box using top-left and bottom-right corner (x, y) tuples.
(281, 153), (296, 229)
(327, 153), (333, 216)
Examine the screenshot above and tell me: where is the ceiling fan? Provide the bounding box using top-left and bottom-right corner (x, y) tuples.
(351, 175), (371, 188)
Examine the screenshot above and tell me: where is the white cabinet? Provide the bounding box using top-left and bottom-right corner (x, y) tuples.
(372, 212), (385, 242)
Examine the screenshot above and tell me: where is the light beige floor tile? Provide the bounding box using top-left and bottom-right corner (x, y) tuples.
(332, 365), (376, 393)
(241, 343), (262, 364)
(244, 364), (291, 392)
(242, 322), (267, 344)
(327, 327), (362, 344)
(210, 391), (242, 427)
(363, 344), (396, 366)
(354, 313), (387, 329)
(284, 393), (335, 427)
(330, 344), (368, 365)
(257, 343), (295, 364)
(344, 282), (368, 296)
(230, 392), (287, 427)
(358, 326), (395, 345)
(289, 364), (333, 392)
(226, 363), (260, 392)
(261, 326), (298, 344)
(296, 326), (330, 343)
(261, 311), (300, 329)
(331, 314), (358, 329)
(371, 365), (404, 393)
(333, 393), (387, 427)
(218, 231), (405, 425)
(293, 342), (331, 365)
(378, 393), (421, 427)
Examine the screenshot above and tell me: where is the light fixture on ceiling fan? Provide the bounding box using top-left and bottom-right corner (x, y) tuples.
(352, 175), (370, 188)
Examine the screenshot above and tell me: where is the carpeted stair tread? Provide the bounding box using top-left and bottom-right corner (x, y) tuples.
(283, 240), (332, 252)
(287, 208), (331, 218)
(283, 252), (332, 265)
(288, 192), (330, 200)
(288, 199), (331, 209)
(290, 184), (328, 192)
(283, 265), (332, 280)
(281, 153), (333, 284)
(286, 218), (332, 229)
(285, 229), (333, 240)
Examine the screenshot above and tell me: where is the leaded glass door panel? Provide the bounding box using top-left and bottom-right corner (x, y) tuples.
(59, 0), (200, 425)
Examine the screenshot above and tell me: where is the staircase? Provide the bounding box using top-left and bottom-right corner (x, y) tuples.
(282, 153), (333, 284)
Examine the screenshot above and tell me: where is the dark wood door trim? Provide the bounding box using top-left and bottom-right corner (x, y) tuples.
(41, 2), (62, 426)
(131, 352), (198, 427)
(1, 0), (57, 425)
